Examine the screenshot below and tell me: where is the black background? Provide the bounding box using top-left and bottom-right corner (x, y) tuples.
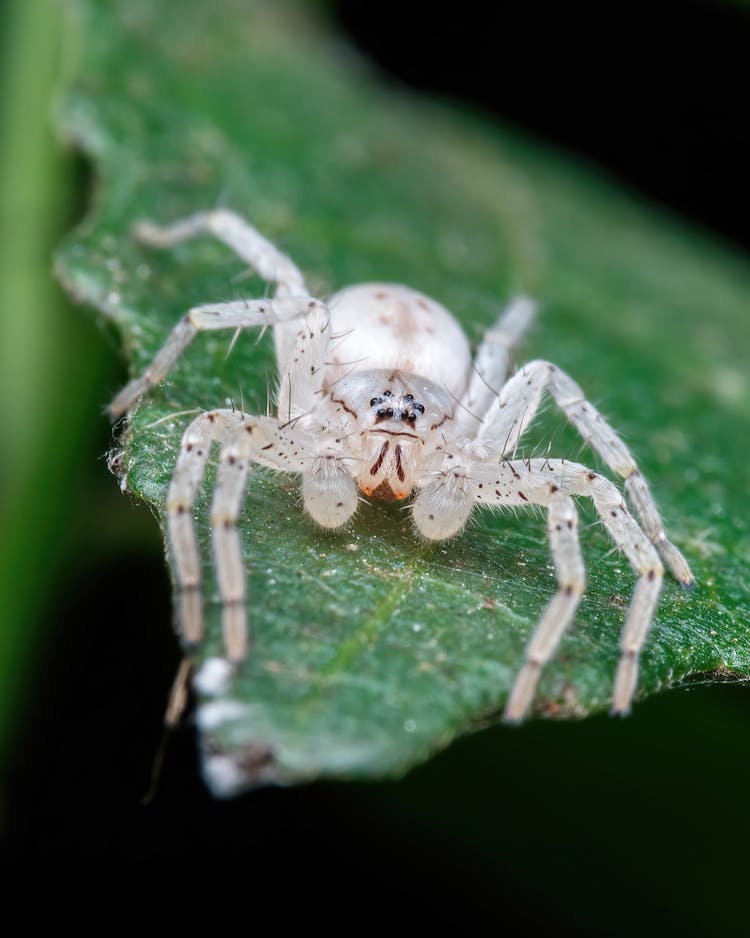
(6, 2), (750, 932)
(337, 0), (750, 253)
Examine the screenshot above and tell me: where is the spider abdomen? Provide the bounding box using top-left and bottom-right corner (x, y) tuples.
(323, 283), (471, 398)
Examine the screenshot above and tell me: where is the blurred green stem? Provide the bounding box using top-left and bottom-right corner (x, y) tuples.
(0, 0), (103, 786)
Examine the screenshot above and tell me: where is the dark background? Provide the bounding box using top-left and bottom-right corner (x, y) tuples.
(337, 0), (750, 253)
(5, 1), (749, 932)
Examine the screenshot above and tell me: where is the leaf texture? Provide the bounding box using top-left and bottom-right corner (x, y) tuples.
(57, 0), (750, 794)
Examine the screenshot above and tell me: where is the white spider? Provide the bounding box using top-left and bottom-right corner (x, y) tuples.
(110, 209), (695, 722)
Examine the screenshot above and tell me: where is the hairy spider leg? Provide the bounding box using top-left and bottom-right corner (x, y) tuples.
(134, 209), (316, 379)
(133, 210), (308, 297)
(455, 295), (536, 438)
(414, 456), (664, 718)
(168, 410), (316, 659)
(110, 209), (323, 417)
(504, 489), (585, 721)
(475, 359), (694, 586)
(109, 296), (325, 419)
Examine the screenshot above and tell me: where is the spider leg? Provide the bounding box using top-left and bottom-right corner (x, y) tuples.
(133, 209), (308, 298)
(301, 456), (359, 529)
(167, 411), (235, 648)
(210, 423), (255, 661)
(501, 459), (663, 716)
(276, 296), (332, 423)
(212, 414), (358, 658)
(109, 295), (326, 418)
(413, 461), (585, 719)
(111, 209), (326, 418)
(134, 209), (319, 387)
(456, 295), (536, 437)
(476, 359), (694, 586)
(167, 409), (316, 659)
(504, 490), (585, 722)
(554, 463), (665, 715)
(414, 455), (665, 716)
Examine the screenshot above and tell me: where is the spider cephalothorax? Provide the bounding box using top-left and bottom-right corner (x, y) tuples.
(110, 209), (694, 722)
(326, 369), (454, 500)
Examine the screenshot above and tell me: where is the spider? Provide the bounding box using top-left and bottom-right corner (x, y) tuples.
(110, 209), (695, 722)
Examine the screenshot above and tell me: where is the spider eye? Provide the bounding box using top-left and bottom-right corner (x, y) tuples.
(406, 413), (417, 423)
(376, 407), (394, 419)
(415, 403), (425, 414)
(404, 394), (414, 402)
(382, 390), (392, 397)
(370, 397), (380, 407)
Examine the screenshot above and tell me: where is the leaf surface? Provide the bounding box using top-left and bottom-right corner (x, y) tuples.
(57, 0), (750, 794)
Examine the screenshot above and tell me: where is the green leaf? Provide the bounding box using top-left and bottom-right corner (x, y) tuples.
(57, 0), (750, 795)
